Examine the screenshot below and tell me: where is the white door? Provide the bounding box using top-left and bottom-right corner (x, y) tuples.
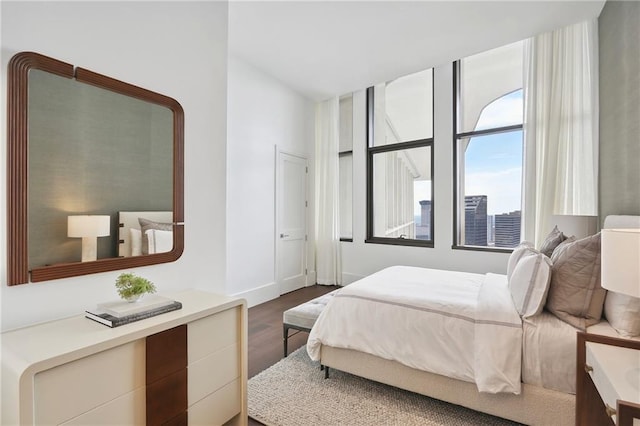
(276, 150), (308, 295)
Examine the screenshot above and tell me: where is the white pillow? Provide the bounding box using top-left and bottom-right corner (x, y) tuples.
(507, 241), (534, 281)
(146, 229), (173, 254)
(130, 228), (142, 256)
(604, 291), (640, 337)
(509, 247), (552, 318)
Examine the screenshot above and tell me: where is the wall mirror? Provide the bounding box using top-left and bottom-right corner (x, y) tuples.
(7, 52), (184, 285)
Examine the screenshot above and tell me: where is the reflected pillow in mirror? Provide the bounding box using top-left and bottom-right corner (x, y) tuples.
(130, 228), (142, 256)
(139, 218), (173, 255)
(146, 229), (173, 254)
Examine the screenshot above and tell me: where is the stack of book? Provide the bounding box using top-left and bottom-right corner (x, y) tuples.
(85, 295), (182, 327)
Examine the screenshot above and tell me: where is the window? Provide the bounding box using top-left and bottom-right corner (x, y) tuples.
(454, 41), (524, 250)
(339, 95), (353, 241)
(366, 69), (434, 247)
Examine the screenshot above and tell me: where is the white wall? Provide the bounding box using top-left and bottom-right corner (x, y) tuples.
(1, 1), (229, 331)
(342, 64), (510, 283)
(226, 56), (315, 306)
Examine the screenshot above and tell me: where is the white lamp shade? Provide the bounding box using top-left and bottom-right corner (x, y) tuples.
(601, 228), (640, 297)
(68, 215), (111, 238)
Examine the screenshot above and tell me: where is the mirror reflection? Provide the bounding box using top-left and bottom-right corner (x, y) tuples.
(7, 51), (184, 285)
(28, 69), (174, 268)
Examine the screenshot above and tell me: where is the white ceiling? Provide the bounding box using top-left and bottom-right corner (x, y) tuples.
(229, 1), (606, 101)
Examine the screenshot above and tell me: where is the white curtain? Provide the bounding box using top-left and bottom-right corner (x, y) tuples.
(522, 19), (599, 246)
(315, 97), (342, 285)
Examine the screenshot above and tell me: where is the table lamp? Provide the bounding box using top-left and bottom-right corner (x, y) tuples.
(601, 228), (640, 402)
(551, 214), (597, 240)
(68, 215), (111, 262)
(601, 228), (640, 298)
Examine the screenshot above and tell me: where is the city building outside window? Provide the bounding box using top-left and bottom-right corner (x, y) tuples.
(366, 69), (434, 247)
(454, 41), (524, 250)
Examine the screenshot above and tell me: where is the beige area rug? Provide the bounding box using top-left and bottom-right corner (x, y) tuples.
(248, 347), (522, 426)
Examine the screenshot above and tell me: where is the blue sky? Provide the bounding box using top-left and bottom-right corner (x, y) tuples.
(413, 90), (523, 216)
(465, 90), (523, 215)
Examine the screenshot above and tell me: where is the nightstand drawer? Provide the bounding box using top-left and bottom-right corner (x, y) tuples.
(586, 342), (640, 419)
(578, 332), (640, 426)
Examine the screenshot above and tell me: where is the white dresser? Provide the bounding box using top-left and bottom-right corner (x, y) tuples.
(1, 289), (247, 426)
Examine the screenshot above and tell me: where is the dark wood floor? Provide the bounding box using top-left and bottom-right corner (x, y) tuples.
(247, 284), (339, 425)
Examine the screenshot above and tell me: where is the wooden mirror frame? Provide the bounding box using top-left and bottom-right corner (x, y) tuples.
(7, 52), (184, 285)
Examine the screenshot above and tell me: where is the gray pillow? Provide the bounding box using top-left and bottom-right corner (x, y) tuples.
(546, 233), (605, 330)
(539, 225), (567, 258)
(139, 218), (173, 255)
(551, 235), (576, 258)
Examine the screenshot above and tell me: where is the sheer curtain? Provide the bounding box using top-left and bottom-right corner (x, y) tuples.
(315, 97), (342, 285)
(522, 19), (599, 246)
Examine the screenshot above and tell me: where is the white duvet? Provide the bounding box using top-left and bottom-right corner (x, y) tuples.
(307, 266), (523, 394)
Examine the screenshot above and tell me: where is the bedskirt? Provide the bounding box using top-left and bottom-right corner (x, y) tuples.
(320, 345), (575, 426)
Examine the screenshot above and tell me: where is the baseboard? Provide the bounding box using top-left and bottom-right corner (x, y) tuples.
(231, 281), (279, 308)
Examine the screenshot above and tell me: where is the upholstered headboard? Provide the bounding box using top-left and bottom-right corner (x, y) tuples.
(118, 211), (172, 257)
(603, 214), (640, 229)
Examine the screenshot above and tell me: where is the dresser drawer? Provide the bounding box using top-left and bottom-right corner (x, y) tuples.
(59, 387), (145, 425)
(34, 340), (145, 425)
(188, 379), (240, 426)
(188, 308), (239, 363)
(188, 342), (239, 405)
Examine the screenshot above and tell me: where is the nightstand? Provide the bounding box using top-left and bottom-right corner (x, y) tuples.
(577, 332), (640, 426)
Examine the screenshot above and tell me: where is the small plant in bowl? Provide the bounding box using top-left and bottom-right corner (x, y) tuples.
(115, 273), (157, 303)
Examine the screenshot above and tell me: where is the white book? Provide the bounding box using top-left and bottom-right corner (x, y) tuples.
(97, 295), (175, 318)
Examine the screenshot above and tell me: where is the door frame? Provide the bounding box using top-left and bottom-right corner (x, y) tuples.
(274, 146), (309, 295)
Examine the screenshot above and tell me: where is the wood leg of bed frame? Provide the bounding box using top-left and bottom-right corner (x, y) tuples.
(324, 366), (329, 379)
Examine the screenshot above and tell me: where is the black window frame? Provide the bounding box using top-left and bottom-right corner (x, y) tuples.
(339, 149), (354, 242)
(452, 61), (523, 253)
(365, 80), (435, 248)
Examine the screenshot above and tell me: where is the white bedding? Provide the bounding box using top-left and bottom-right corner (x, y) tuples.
(307, 266), (523, 394)
(522, 311), (578, 394)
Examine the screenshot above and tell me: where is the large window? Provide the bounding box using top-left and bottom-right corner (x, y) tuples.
(339, 94), (353, 241)
(366, 69), (434, 247)
(454, 41), (524, 250)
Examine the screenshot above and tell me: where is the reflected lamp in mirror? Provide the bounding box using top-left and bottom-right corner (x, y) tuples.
(601, 229), (640, 297)
(68, 215), (110, 262)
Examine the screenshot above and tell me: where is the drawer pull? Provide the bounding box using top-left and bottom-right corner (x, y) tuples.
(584, 364), (593, 374)
(605, 403), (616, 418)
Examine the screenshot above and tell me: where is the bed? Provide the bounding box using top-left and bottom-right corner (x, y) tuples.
(307, 215), (640, 425)
(118, 211), (173, 257)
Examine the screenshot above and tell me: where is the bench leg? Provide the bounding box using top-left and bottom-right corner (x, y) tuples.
(283, 324), (289, 357)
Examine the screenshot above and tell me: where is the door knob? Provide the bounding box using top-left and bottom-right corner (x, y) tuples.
(280, 233), (290, 238)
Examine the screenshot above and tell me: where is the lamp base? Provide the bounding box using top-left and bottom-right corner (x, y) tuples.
(81, 237), (98, 262)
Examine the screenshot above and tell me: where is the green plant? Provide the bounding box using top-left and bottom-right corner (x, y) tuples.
(115, 273), (157, 300)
